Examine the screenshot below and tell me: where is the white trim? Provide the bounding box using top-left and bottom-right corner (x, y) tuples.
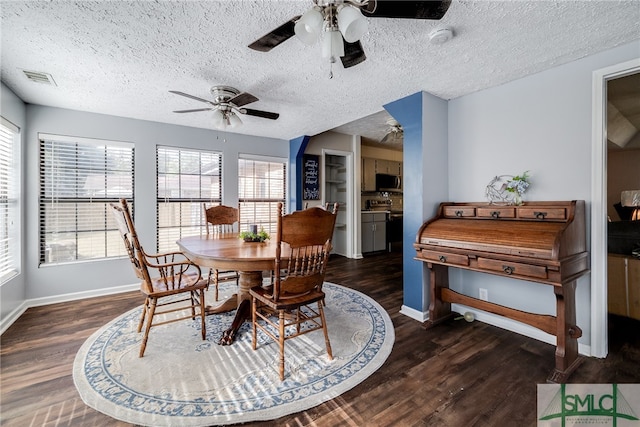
(38, 132), (134, 148)
(238, 152), (286, 164)
(0, 283), (139, 335)
(400, 304), (428, 322)
(1, 116), (19, 133)
(590, 58), (640, 358)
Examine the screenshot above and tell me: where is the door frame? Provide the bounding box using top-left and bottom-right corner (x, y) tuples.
(590, 58), (640, 358)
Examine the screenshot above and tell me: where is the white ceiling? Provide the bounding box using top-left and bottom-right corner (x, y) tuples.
(1, 1), (639, 144)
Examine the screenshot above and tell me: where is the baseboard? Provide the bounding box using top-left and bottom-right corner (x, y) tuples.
(400, 305), (428, 322)
(1, 283), (139, 335)
(397, 303), (592, 357)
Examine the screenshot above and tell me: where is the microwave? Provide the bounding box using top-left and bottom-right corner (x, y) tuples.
(375, 173), (402, 192)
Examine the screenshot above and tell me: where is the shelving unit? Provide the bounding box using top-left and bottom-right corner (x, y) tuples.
(324, 153), (349, 256)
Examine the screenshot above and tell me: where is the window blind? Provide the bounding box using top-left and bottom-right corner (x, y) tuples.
(39, 135), (134, 265)
(156, 146), (222, 252)
(238, 156), (286, 235)
(0, 118), (19, 283)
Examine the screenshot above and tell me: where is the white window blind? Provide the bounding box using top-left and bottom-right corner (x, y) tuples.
(39, 134), (134, 265)
(238, 156), (286, 235)
(157, 146), (222, 252)
(0, 118), (19, 283)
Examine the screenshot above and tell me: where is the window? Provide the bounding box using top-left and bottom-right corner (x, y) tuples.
(157, 146), (222, 252)
(0, 118), (19, 283)
(39, 134), (134, 265)
(238, 156), (286, 235)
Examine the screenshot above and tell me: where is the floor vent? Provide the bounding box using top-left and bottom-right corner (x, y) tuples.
(22, 70), (57, 86)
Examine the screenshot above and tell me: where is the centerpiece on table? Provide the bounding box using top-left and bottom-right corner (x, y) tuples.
(238, 226), (270, 243)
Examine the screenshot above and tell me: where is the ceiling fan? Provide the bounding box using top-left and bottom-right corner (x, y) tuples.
(248, 0), (451, 70)
(380, 119), (403, 144)
(169, 86), (279, 130)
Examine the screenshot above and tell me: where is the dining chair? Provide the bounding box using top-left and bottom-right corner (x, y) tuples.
(203, 204), (240, 301)
(111, 199), (208, 357)
(250, 202), (338, 380)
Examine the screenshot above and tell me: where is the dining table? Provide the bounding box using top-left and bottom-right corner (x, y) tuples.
(176, 233), (287, 345)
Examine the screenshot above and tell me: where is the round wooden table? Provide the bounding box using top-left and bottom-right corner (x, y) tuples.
(176, 233), (285, 344)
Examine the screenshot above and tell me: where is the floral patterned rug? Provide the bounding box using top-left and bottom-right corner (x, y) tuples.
(73, 282), (394, 426)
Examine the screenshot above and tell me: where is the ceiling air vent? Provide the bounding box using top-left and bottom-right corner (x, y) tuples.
(22, 70), (57, 86)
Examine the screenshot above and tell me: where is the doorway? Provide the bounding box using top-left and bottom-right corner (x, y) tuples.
(591, 58), (640, 358)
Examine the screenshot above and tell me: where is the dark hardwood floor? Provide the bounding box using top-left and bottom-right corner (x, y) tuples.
(2, 251), (639, 426)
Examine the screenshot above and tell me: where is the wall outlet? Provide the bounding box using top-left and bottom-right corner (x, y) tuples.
(479, 288), (488, 301)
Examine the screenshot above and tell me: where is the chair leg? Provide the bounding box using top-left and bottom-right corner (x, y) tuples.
(140, 297), (157, 357)
(319, 302), (333, 360)
(279, 310), (286, 380)
(199, 289), (206, 340)
(251, 297), (257, 351)
(137, 297), (149, 333)
(214, 269), (219, 301)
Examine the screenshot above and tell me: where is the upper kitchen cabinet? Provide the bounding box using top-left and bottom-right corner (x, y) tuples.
(362, 157), (403, 192)
(375, 159), (402, 176)
(362, 157), (376, 192)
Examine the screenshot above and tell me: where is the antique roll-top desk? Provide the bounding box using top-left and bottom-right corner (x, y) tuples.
(414, 200), (589, 383)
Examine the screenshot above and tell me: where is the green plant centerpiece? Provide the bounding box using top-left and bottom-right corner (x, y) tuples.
(505, 171), (530, 206)
(239, 228), (270, 243)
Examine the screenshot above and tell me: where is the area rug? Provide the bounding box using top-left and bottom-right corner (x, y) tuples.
(73, 282), (394, 426)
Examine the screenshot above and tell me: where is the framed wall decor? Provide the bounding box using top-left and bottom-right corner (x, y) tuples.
(302, 154), (320, 200)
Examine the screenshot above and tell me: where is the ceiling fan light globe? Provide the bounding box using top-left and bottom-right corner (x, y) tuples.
(228, 112), (243, 128)
(294, 8), (323, 45)
(211, 109), (226, 129)
(322, 30), (344, 60)
(337, 5), (368, 43)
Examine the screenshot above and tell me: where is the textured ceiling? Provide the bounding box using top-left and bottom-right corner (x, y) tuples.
(1, 1), (639, 144)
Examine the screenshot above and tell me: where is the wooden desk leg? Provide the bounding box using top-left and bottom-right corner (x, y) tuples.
(547, 280), (583, 383)
(218, 271), (263, 346)
(424, 264), (455, 329)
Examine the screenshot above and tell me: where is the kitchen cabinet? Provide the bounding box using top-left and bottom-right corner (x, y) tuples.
(608, 254), (640, 320)
(362, 157), (376, 191)
(362, 212), (387, 253)
(375, 159), (402, 176)
(362, 157), (402, 192)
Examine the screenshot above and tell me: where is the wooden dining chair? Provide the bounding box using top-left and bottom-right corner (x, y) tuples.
(111, 199), (208, 357)
(250, 202), (338, 380)
(203, 203), (240, 301)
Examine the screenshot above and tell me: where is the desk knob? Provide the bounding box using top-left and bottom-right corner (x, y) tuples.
(439, 255), (447, 262)
(502, 265), (514, 275)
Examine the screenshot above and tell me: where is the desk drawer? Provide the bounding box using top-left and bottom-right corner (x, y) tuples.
(443, 206), (476, 218)
(420, 249), (469, 267)
(517, 207), (567, 220)
(477, 257), (548, 279)
(477, 207), (516, 219)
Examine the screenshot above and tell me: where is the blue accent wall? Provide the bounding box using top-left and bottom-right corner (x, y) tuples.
(384, 93), (424, 312)
(289, 136), (310, 212)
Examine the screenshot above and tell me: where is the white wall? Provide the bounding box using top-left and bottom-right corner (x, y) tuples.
(446, 41), (640, 350)
(21, 105), (288, 302)
(0, 83), (27, 323)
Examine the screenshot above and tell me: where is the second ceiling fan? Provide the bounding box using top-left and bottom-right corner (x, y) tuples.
(170, 86), (279, 130)
(248, 0), (451, 69)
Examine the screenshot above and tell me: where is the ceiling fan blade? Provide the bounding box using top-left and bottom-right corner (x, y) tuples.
(169, 90), (213, 104)
(341, 40), (367, 69)
(248, 16), (300, 52)
(229, 92), (259, 107)
(173, 108), (213, 113)
(242, 108), (280, 120)
(362, 0), (451, 20)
